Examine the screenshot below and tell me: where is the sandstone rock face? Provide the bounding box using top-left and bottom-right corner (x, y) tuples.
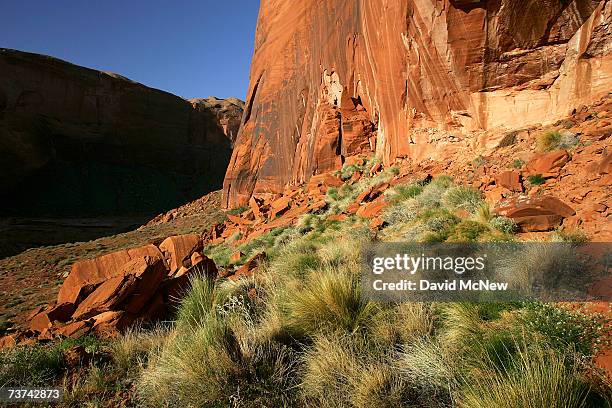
(223, 0), (612, 208)
(29, 234), (213, 338)
(0, 49), (243, 217)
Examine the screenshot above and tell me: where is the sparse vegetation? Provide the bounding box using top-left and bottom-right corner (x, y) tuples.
(227, 206), (248, 216)
(528, 174), (546, 185)
(2, 158), (610, 407)
(536, 130), (579, 152)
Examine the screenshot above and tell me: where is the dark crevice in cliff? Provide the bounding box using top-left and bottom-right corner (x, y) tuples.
(243, 73), (263, 124)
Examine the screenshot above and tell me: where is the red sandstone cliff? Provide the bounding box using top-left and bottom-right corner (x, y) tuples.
(223, 0), (612, 208)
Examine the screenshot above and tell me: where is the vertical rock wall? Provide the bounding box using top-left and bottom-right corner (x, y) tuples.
(223, 0), (611, 208)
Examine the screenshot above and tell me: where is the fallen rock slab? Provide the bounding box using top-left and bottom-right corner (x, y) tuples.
(494, 195), (576, 232)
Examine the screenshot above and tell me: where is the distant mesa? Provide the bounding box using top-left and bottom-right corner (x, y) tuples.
(0, 48), (243, 218)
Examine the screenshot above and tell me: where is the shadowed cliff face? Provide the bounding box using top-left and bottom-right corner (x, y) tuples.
(0, 49), (243, 218)
(223, 0), (612, 208)
(0, 49), (243, 257)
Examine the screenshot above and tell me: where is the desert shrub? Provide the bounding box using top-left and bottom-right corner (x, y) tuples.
(527, 174), (546, 185)
(0, 344), (63, 386)
(536, 130), (562, 152)
(551, 228), (590, 243)
(520, 303), (610, 357)
(227, 206), (248, 216)
(301, 333), (412, 408)
(443, 186), (483, 214)
(489, 216), (517, 234)
(279, 268), (380, 338)
(536, 130), (578, 152)
(381, 198), (420, 225)
(457, 344), (603, 408)
(512, 159), (524, 169)
(176, 275), (217, 330)
(111, 326), (170, 376)
(387, 183), (423, 204)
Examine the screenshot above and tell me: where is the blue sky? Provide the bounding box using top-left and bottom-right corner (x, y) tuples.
(0, 1), (260, 100)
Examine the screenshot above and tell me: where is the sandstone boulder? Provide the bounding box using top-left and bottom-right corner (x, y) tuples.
(525, 150), (570, 176)
(494, 195), (576, 232)
(58, 244), (162, 305)
(494, 170), (522, 192)
(231, 252), (267, 280)
(159, 234), (202, 275)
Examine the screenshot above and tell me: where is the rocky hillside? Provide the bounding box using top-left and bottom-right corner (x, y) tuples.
(0, 49), (243, 218)
(223, 0), (611, 208)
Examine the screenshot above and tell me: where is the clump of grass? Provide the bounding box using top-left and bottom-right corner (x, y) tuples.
(415, 177), (453, 209)
(536, 131), (562, 152)
(443, 186), (483, 214)
(387, 183), (423, 204)
(279, 268), (379, 337)
(0, 344), (63, 386)
(338, 164), (361, 180)
(227, 206), (248, 216)
(447, 220), (489, 242)
(176, 275), (217, 330)
(203, 243), (233, 267)
(371, 302), (435, 346)
(551, 228), (590, 243)
(111, 325), (170, 376)
(139, 280), (299, 407)
(458, 344), (602, 408)
(495, 244), (589, 297)
(301, 333), (411, 408)
(489, 216), (517, 234)
(527, 174), (546, 185)
(381, 198), (420, 225)
(536, 130), (579, 152)
(399, 339), (457, 401)
(472, 155), (485, 167)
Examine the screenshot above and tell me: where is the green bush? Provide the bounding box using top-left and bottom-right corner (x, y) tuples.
(520, 303), (610, 357)
(447, 220), (489, 242)
(489, 216), (517, 234)
(458, 344), (603, 408)
(527, 174), (546, 185)
(227, 206), (248, 216)
(443, 186), (483, 214)
(280, 268), (379, 337)
(388, 184), (423, 203)
(0, 344), (63, 386)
